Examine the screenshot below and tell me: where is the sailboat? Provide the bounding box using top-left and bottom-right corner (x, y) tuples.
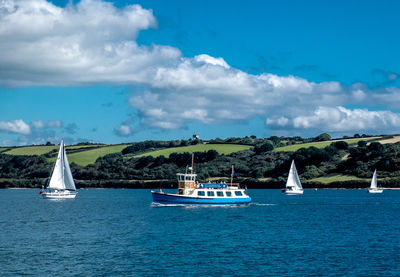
(368, 169), (383, 194)
(282, 160), (303, 195)
(41, 140), (77, 199)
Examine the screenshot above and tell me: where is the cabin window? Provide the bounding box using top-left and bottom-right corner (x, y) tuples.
(234, 191), (242, 196)
(207, 191), (214, 197)
(226, 191), (232, 197)
(197, 191), (205, 196)
(216, 191), (223, 197)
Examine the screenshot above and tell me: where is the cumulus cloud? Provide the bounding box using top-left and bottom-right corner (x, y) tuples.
(0, 119), (31, 134)
(32, 120), (62, 129)
(0, 0), (162, 86)
(31, 120), (45, 129)
(1, 0), (400, 136)
(0, 119), (87, 145)
(267, 106), (400, 133)
(114, 125), (132, 137)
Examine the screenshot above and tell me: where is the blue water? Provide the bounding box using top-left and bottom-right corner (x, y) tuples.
(1, 189), (399, 276)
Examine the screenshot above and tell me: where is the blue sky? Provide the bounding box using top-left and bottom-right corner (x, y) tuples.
(1, 0), (400, 145)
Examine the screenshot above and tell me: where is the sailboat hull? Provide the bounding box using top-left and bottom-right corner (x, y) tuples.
(368, 189), (383, 194)
(42, 191), (77, 199)
(283, 189), (303, 195)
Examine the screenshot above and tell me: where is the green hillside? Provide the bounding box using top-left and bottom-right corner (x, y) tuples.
(135, 144), (252, 158)
(274, 136), (381, 152)
(3, 144), (104, 156)
(46, 144), (128, 166)
(308, 174), (369, 183)
(0, 147), (10, 153)
(3, 143), (130, 166)
(4, 145), (59, 155)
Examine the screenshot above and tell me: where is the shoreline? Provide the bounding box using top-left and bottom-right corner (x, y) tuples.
(3, 187), (400, 190)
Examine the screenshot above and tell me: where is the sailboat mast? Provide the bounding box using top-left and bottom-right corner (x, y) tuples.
(61, 142), (64, 189)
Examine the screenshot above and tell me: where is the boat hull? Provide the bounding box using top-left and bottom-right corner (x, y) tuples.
(368, 189), (383, 194)
(283, 189), (303, 195)
(42, 191), (77, 199)
(152, 191), (251, 204)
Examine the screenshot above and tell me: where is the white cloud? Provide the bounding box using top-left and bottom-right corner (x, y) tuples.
(31, 120), (45, 129)
(194, 54), (230, 69)
(32, 120), (62, 128)
(267, 106), (400, 133)
(47, 120), (62, 128)
(0, 0), (161, 86)
(114, 125), (132, 136)
(0, 119), (31, 134)
(266, 117), (289, 127)
(1, 0), (399, 136)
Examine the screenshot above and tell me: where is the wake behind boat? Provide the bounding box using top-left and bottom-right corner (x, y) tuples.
(282, 160), (303, 195)
(368, 169), (383, 194)
(152, 158), (251, 205)
(40, 140), (77, 199)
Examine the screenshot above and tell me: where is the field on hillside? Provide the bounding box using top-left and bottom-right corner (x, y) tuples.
(0, 147), (10, 153)
(308, 174), (369, 183)
(4, 145), (59, 156)
(378, 135), (400, 144)
(52, 145), (129, 166)
(274, 136), (381, 152)
(3, 144), (105, 156)
(136, 144), (252, 158)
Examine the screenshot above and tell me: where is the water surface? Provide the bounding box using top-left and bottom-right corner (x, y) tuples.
(0, 189), (399, 276)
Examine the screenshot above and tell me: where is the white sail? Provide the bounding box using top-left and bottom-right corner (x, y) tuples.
(47, 141), (76, 191)
(48, 142), (66, 190)
(286, 160), (303, 190)
(63, 144), (76, 191)
(370, 170), (377, 189)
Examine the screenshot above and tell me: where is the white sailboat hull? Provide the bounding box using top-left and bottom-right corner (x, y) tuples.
(368, 189), (383, 194)
(283, 189), (304, 195)
(42, 191), (77, 199)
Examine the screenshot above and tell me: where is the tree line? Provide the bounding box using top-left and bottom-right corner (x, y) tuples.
(1, 135), (399, 188)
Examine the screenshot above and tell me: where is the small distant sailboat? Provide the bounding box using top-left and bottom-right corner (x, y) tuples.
(41, 140), (77, 199)
(368, 169), (383, 194)
(283, 160), (303, 195)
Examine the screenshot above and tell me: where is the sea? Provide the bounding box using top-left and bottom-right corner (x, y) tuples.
(0, 189), (399, 276)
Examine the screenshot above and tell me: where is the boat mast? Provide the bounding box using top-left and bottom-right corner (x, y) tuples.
(61, 141), (65, 189)
(191, 154), (194, 175)
(230, 165), (234, 187)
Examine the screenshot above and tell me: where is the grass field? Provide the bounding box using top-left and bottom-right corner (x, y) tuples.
(4, 145), (59, 156)
(309, 174), (369, 183)
(3, 144), (105, 156)
(0, 147), (10, 153)
(274, 136), (381, 152)
(135, 144), (252, 158)
(47, 144), (129, 166)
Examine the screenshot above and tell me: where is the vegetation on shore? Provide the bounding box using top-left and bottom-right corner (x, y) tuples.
(1, 133), (399, 189)
(274, 136), (381, 152)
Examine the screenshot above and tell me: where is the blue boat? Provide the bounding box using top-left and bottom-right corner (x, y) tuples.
(151, 163), (251, 205)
